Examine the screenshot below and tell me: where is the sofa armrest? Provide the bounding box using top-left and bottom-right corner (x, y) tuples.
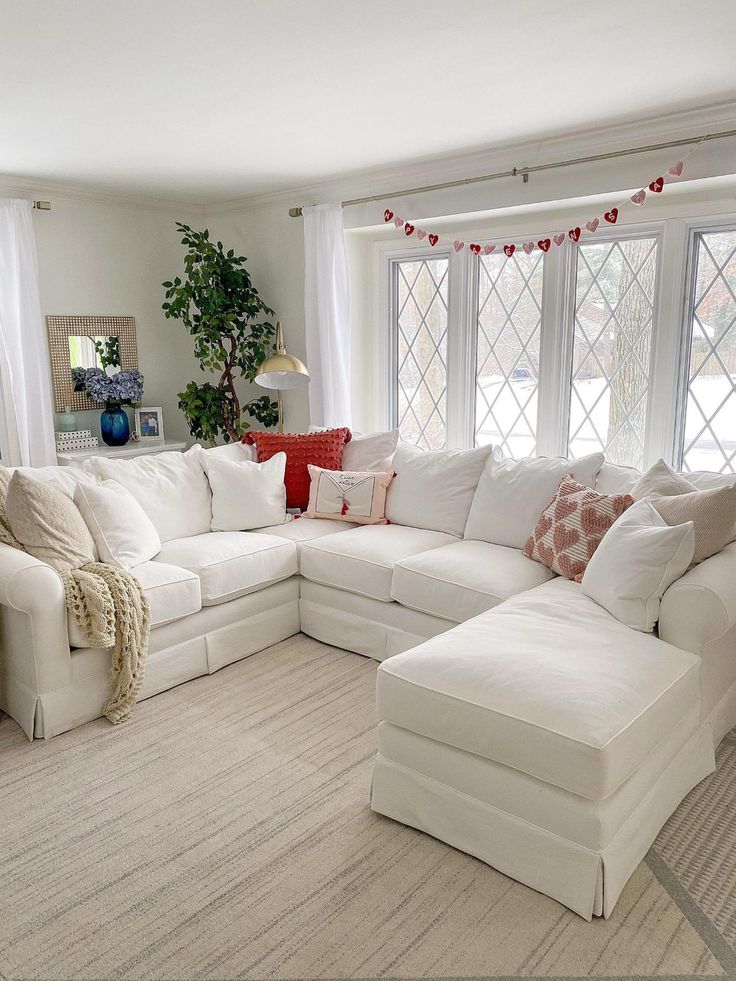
(659, 542), (736, 654)
(0, 544), (73, 694)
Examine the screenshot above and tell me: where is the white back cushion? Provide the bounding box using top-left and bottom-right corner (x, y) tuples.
(9, 465), (100, 499)
(202, 441), (257, 462)
(74, 480), (161, 568)
(201, 451), (288, 531)
(386, 443), (494, 537)
(309, 427), (400, 471)
(464, 452), (605, 548)
(84, 448), (212, 542)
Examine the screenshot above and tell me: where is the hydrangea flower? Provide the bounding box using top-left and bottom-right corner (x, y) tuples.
(81, 368), (144, 406)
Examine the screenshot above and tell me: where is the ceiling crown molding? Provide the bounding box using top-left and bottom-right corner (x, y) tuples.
(0, 172), (207, 214)
(205, 101), (736, 217)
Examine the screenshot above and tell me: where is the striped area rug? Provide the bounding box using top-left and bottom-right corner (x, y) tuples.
(0, 634), (734, 980)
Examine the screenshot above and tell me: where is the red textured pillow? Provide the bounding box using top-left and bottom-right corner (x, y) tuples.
(523, 474), (633, 582)
(243, 429), (352, 510)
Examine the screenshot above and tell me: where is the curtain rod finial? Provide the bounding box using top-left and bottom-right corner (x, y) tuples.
(288, 207), (303, 218)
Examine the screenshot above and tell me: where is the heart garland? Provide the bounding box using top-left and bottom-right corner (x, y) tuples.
(380, 159), (684, 256)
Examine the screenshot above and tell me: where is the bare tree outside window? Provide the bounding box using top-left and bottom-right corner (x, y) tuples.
(568, 237), (658, 469)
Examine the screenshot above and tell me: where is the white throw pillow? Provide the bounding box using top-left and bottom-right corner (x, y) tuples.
(201, 451), (288, 531)
(83, 447), (212, 543)
(385, 442), (495, 537)
(308, 427), (400, 471)
(202, 441), (257, 462)
(464, 452), (605, 548)
(581, 499), (694, 632)
(74, 480), (162, 569)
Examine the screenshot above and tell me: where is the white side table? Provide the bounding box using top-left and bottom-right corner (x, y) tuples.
(57, 439), (187, 468)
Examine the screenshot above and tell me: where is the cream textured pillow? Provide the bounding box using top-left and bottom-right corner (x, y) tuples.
(631, 459), (696, 499)
(6, 471), (96, 572)
(581, 499), (695, 631)
(74, 480), (161, 569)
(653, 485), (736, 564)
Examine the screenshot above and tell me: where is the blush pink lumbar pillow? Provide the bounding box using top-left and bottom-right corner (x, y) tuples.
(523, 474), (634, 582)
(304, 466), (395, 524)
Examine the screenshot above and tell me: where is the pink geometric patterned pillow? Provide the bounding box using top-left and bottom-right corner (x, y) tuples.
(523, 474), (634, 582)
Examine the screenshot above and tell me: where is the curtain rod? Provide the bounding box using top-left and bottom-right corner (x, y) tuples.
(287, 126), (736, 217)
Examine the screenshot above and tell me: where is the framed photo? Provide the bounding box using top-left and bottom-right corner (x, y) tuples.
(135, 406), (164, 442)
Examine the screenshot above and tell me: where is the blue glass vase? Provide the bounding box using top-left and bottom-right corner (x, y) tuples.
(100, 405), (130, 446)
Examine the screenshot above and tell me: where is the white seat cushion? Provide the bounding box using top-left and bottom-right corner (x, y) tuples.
(154, 532), (297, 606)
(254, 516), (359, 562)
(377, 577), (701, 800)
(67, 560), (201, 646)
(300, 524), (458, 602)
(391, 540), (556, 623)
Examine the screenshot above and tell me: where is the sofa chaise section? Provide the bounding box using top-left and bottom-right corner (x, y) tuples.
(372, 577), (714, 919)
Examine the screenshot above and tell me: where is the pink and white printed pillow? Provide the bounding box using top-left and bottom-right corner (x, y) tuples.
(304, 465), (395, 525)
(523, 474), (634, 582)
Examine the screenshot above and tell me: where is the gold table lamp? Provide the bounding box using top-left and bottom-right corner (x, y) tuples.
(255, 321), (310, 432)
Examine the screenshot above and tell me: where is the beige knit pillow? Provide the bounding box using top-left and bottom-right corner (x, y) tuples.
(631, 459), (696, 499)
(5, 471), (97, 572)
(653, 485), (736, 564)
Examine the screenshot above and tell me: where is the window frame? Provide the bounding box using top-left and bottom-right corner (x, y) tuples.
(674, 216), (736, 471)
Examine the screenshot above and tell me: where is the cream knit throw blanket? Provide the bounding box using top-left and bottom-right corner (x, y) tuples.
(0, 471), (150, 724)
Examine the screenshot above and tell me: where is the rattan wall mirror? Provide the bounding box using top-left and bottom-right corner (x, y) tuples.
(47, 315), (139, 412)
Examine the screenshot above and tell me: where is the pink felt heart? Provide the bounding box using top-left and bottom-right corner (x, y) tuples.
(585, 218), (599, 233)
(522, 241), (534, 255)
(483, 244), (495, 255)
(394, 217), (404, 228)
(553, 233), (565, 247)
(454, 240), (465, 252)
(630, 189), (646, 205)
(416, 229), (427, 240)
(668, 160), (684, 177)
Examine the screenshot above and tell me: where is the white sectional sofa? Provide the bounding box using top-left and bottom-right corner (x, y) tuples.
(1, 444), (735, 921)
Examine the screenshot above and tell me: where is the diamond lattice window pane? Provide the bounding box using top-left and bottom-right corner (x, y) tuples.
(681, 229), (736, 473)
(474, 250), (543, 457)
(567, 237), (658, 470)
(394, 258), (449, 449)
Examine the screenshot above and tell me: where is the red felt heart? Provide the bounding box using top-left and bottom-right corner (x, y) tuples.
(384, 210), (394, 223)
(553, 233), (565, 247)
(648, 176), (664, 193)
(470, 243), (481, 254)
(538, 239), (551, 253)
(553, 524), (579, 553)
(568, 227), (581, 243)
(428, 233), (439, 247)
(503, 244), (515, 257)
(404, 223), (415, 236)
(604, 208), (619, 224)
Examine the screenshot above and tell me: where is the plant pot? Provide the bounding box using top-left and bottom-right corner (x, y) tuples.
(100, 405), (130, 446)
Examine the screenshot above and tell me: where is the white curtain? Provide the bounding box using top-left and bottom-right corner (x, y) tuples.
(303, 203), (352, 428)
(0, 199), (56, 467)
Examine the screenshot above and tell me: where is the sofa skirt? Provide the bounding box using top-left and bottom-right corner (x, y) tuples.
(299, 581), (453, 661)
(29, 579), (301, 739)
(371, 720), (716, 919)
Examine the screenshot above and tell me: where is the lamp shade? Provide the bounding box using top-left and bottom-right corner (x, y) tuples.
(255, 321), (310, 391)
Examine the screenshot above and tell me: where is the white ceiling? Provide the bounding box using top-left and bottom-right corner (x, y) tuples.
(2, 0), (735, 204)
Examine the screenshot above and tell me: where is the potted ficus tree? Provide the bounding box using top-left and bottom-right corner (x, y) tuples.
(162, 223), (279, 443)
